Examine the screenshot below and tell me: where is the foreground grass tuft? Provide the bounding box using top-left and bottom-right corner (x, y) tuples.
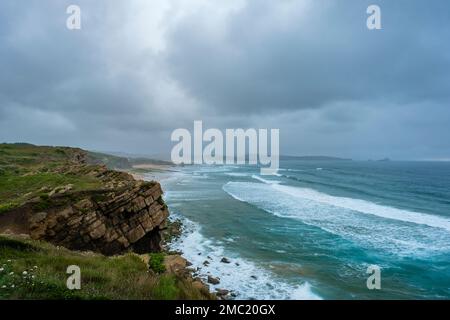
(0, 236), (211, 300)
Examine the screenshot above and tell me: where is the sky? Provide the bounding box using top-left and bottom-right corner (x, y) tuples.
(0, 0), (449, 160)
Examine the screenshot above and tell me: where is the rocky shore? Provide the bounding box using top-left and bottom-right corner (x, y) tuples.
(161, 218), (233, 299)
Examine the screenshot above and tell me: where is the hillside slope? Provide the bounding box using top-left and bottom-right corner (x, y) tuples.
(0, 143), (212, 299)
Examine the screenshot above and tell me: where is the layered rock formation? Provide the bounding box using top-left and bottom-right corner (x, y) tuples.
(0, 145), (170, 255)
(27, 180), (169, 255)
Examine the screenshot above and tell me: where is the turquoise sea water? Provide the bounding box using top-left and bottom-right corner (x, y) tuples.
(148, 160), (450, 299)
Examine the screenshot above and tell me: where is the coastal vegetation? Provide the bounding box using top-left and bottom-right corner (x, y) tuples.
(0, 235), (211, 300)
(0, 143), (213, 300)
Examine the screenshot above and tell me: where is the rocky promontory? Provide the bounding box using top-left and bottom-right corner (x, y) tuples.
(0, 143), (215, 300)
(27, 179), (168, 255)
(0, 143), (169, 255)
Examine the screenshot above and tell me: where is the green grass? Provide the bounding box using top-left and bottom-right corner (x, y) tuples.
(0, 144), (104, 212)
(148, 253), (166, 274)
(0, 235), (212, 300)
(0, 172), (101, 208)
(152, 275), (179, 299)
(86, 151), (131, 169)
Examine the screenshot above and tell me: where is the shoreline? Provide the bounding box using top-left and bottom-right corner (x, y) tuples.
(130, 166), (232, 299)
(137, 165), (323, 300)
(128, 164), (177, 182)
(161, 217), (232, 300)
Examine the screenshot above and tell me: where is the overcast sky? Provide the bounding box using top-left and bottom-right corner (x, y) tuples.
(1, 0), (449, 160)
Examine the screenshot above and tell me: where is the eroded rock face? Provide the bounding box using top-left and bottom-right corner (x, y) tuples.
(28, 181), (169, 255)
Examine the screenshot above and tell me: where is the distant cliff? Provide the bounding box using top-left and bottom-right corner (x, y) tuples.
(280, 155), (352, 161)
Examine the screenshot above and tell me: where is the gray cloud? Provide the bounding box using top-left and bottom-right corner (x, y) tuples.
(165, 0), (450, 114)
(0, 0), (449, 159)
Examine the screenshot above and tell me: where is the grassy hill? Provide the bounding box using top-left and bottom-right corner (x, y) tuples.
(0, 235), (211, 300)
(0, 143), (212, 300)
(0, 143), (104, 214)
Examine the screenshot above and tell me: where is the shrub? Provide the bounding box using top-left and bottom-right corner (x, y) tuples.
(148, 253), (166, 274)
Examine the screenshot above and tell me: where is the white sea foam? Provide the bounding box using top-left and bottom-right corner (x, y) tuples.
(168, 213), (322, 300)
(251, 174), (450, 232)
(270, 182), (450, 233)
(223, 181), (450, 256)
(225, 172), (249, 177)
(278, 168), (305, 172)
(252, 175), (281, 185)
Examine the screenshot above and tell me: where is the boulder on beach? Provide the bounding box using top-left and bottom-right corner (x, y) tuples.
(207, 275), (220, 285)
(220, 257), (231, 264)
(215, 289), (230, 298)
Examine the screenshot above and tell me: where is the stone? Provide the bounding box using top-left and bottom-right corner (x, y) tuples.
(144, 197), (154, 206)
(126, 225), (146, 243)
(29, 212), (48, 225)
(116, 236), (130, 247)
(104, 229), (119, 242)
(67, 216), (83, 227)
(151, 211), (166, 226)
(58, 207), (73, 218)
(88, 219), (103, 231)
(164, 255), (187, 273)
(139, 214), (154, 232)
(220, 257), (231, 264)
(207, 276), (220, 285)
(120, 222), (131, 233)
(216, 289), (230, 297)
(89, 223), (106, 240)
(83, 211), (97, 223)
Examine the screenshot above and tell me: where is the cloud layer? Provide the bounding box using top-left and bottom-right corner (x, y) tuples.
(1, 0), (449, 159)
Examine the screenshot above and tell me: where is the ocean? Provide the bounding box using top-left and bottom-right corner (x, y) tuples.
(144, 160), (450, 299)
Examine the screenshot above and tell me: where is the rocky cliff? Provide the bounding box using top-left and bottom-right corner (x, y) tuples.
(0, 143), (169, 255)
(27, 179), (169, 255)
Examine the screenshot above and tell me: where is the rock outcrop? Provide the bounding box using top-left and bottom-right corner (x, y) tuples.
(0, 146), (170, 255)
(27, 180), (169, 255)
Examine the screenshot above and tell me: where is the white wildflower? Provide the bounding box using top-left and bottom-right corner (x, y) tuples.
(9, 272), (14, 275)
(0, 267), (4, 272)
(22, 271), (28, 275)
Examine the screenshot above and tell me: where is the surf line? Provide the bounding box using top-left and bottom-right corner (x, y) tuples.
(170, 120), (279, 175)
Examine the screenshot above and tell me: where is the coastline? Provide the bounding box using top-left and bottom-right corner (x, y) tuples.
(136, 165), (321, 300)
(0, 143), (215, 300)
(130, 165), (231, 299)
